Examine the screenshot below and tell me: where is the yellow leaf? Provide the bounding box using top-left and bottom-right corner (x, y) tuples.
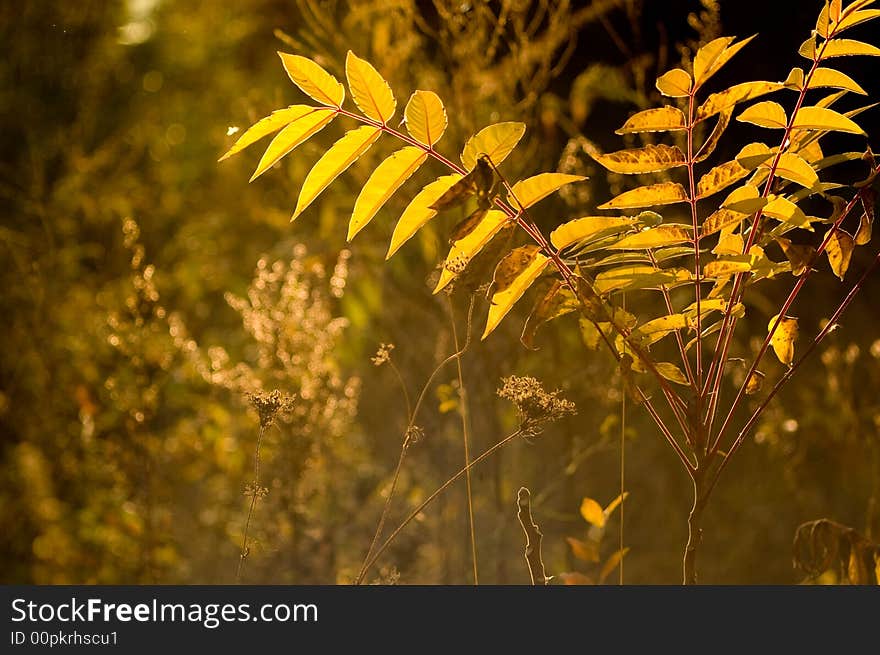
(521, 280), (578, 350)
(855, 211), (873, 246)
(599, 548), (630, 584)
(792, 106), (865, 134)
(776, 237), (816, 275)
(461, 122), (526, 171)
(826, 229), (855, 279)
(737, 101), (788, 129)
(219, 105), (315, 162)
(784, 67), (805, 91)
(695, 108), (733, 162)
(387, 174), (461, 258)
(701, 208), (746, 237)
(603, 492), (628, 519)
(345, 51), (396, 123)
(592, 144), (686, 174)
(579, 497), (606, 527)
(820, 38), (880, 58)
(704, 258), (752, 277)
(278, 52), (345, 107)
(722, 184), (766, 214)
(834, 8), (880, 33)
(768, 314), (799, 366)
(764, 152), (819, 190)
(550, 216), (637, 250)
(507, 173), (586, 209)
(762, 196), (812, 229)
(403, 90), (447, 146)
(615, 106), (686, 134)
(292, 125), (381, 220)
(633, 314), (689, 345)
(656, 68), (692, 97)
(249, 107), (336, 182)
(697, 160), (750, 198)
(482, 246), (550, 339)
(798, 36), (817, 60)
(697, 81), (784, 120)
(713, 232), (744, 255)
(745, 370), (765, 394)
(594, 265), (691, 294)
(598, 182), (689, 210)
(656, 362), (689, 385)
(808, 67), (867, 95)
(735, 142), (775, 170)
(348, 146), (427, 241)
(434, 210), (509, 292)
(566, 537), (600, 563)
(606, 225), (692, 250)
(694, 35), (756, 90)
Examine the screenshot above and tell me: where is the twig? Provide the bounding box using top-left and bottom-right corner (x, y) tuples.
(516, 487), (549, 585)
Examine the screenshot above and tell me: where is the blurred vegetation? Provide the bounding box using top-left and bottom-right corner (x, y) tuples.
(1, 0), (878, 584)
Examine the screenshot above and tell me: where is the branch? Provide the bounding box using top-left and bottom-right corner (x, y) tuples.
(516, 487), (549, 585)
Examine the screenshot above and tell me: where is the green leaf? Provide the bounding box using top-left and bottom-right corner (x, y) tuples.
(697, 81), (784, 120)
(434, 210), (509, 292)
(605, 225), (692, 250)
(292, 125), (382, 219)
(598, 182), (689, 210)
(348, 146), (427, 241)
(592, 144), (687, 174)
(826, 229), (855, 279)
(219, 105), (315, 162)
(507, 173), (586, 209)
(615, 106), (686, 134)
(278, 52), (345, 107)
(387, 174), (461, 258)
(404, 90), (447, 146)
(521, 280), (578, 350)
(580, 497), (606, 527)
(820, 38), (880, 58)
(461, 122), (526, 170)
(550, 216), (638, 250)
(345, 51), (396, 123)
(697, 160), (750, 198)
(656, 68), (692, 97)
(792, 106), (865, 135)
(249, 107), (336, 182)
(483, 246), (550, 339)
(768, 314), (799, 366)
(737, 101), (788, 129)
(808, 67), (867, 95)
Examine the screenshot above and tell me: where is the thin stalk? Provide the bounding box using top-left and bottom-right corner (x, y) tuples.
(708, 190), (864, 456)
(337, 107), (688, 416)
(237, 425), (265, 583)
(648, 249), (697, 390)
(449, 294), (479, 585)
(359, 429), (525, 583)
(701, 33), (829, 406)
(705, 245), (880, 501)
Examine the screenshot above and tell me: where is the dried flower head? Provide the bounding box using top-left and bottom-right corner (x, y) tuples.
(371, 343), (395, 367)
(246, 389), (296, 428)
(404, 424), (425, 445)
(497, 375), (576, 437)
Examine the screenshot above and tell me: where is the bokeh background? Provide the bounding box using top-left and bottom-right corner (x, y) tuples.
(1, 0), (878, 584)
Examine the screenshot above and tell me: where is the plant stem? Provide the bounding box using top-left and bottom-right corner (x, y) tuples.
(683, 472), (707, 585)
(358, 429), (524, 583)
(449, 294), (479, 585)
(237, 424), (265, 583)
